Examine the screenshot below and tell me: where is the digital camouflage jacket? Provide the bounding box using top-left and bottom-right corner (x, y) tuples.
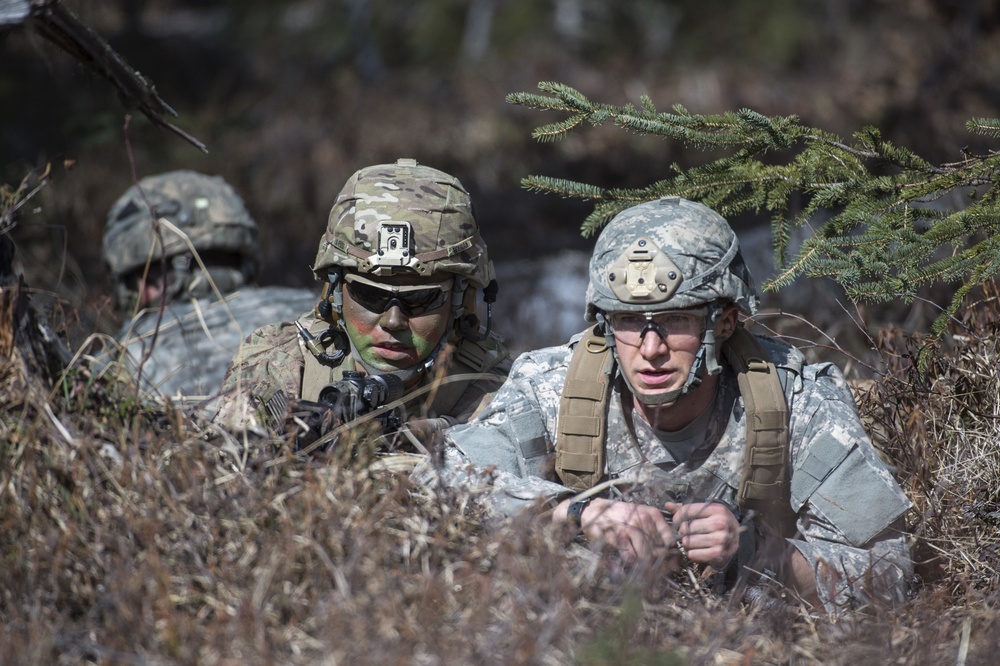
(105, 286), (317, 409)
(441, 330), (912, 611)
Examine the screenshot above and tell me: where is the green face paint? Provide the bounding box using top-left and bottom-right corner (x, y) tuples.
(342, 286), (450, 371)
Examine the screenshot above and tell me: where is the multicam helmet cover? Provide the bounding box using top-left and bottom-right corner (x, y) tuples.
(308, 159), (499, 379)
(313, 158), (493, 289)
(586, 196), (757, 321)
(102, 170), (259, 282)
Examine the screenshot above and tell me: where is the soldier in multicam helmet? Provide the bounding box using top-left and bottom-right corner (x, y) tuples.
(99, 170), (317, 407)
(213, 159), (510, 449)
(439, 196), (912, 612)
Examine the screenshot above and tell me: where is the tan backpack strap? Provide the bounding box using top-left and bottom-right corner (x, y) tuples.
(555, 326), (615, 491)
(723, 326), (796, 537)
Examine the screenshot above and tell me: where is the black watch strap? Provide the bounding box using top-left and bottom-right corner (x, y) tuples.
(566, 498), (591, 528)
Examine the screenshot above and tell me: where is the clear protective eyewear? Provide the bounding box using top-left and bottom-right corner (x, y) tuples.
(344, 273), (452, 316)
(607, 307), (708, 347)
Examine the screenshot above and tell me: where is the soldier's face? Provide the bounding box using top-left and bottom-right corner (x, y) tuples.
(614, 304), (738, 405)
(132, 264), (173, 310)
(342, 272), (452, 372)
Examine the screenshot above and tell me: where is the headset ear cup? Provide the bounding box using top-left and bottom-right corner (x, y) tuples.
(454, 286), (489, 341)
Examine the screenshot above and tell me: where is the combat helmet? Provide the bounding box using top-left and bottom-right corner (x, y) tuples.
(313, 159), (497, 353)
(586, 196), (757, 404)
(102, 170), (259, 314)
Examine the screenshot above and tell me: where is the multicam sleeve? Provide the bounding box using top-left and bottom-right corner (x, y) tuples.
(444, 360), (513, 426)
(787, 362), (913, 610)
(212, 321), (306, 431)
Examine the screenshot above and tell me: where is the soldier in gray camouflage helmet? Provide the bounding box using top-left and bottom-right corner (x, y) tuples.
(97, 170), (317, 406)
(437, 197), (912, 612)
(214, 159), (510, 449)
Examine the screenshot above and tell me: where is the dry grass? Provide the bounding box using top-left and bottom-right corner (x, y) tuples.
(2, 290), (1000, 664)
(856, 286), (1000, 598)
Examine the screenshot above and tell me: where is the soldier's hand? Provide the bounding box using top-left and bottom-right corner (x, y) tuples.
(559, 498), (680, 568)
(664, 500), (740, 568)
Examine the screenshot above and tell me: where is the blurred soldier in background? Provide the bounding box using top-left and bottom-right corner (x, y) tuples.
(99, 170), (317, 409)
(214, 159), (510, 452)
(440, 196), (912, 612)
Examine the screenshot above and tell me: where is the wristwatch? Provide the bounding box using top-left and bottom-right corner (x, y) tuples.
(566, 497), (592, 528)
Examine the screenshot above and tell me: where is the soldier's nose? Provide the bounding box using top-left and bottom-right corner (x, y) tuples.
(380, 304), (409, 330)
(638, 328), (668, 357)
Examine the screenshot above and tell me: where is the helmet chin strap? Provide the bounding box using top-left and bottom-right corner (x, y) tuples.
(605, 302), (724, 408)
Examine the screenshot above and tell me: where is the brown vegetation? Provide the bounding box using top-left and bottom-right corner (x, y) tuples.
(4, 2), (1000, 663)
(1, 284), (999, 664)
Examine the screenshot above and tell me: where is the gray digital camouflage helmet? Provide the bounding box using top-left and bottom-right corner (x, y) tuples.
(586, 196), (757, 321)
(587, 196), (758, 406)
(103, 170), (259, 312)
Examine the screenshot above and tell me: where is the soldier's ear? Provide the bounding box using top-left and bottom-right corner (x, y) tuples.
(716, 303), (739, 342)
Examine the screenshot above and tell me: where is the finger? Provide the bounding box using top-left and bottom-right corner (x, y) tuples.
(683, 529), (739, 564)
(630, 528), (681, 565)
(640, 508), (676, 540)
(682, 531), (726, 552)
(665, 501), (708, 526)
(663, 501), (682, 515)
(619, 526), (650, 564)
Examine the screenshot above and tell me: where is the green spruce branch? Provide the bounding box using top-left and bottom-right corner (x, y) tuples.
(507, 81), (1000, 336)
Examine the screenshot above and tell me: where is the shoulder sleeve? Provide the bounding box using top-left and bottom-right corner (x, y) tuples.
(790, 362), (912, 545)
(212, 321), (306, 430)
(443, 345), (574, 504)
(782, 361), (913, 608)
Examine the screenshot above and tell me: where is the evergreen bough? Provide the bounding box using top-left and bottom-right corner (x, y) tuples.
(508, 81), (1000, 336)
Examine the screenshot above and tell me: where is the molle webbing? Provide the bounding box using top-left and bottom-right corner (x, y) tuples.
(723, 326), (796, 538)
(554, 327), (615, 490)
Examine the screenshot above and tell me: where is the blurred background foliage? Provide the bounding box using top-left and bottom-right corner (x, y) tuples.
(3, 0), (1000, 354)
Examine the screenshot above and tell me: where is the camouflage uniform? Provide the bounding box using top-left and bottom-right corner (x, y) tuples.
(213, 313), (508, 433)
(440, 197), (912, 611)
(213, 159), (510, 439)
(97, 171), (317, 408)
(111, 287), (317, 405)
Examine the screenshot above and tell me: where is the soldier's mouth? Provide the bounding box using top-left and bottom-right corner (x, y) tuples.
(374, 342), (415, 360)
(637, 369), (676, 388)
